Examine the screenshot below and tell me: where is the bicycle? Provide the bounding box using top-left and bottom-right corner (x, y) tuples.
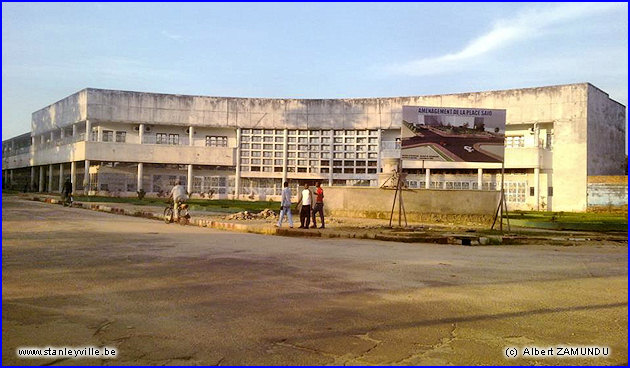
(164, 199), (190, 225)
(61, 192), (73, 207)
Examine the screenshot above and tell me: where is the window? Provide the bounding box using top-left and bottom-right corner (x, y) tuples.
(263, 136), (273, 142)
(546, 132), (553, 149)
(156, 133), (168, 144)
(275, 136), (284, 142)
(506, 136), (524, 148)
(274, 152), (283, 157)
(530, 187), (535, 196)
(241, 143), (250, 149)
(263, 144), (273, 150)
(275, 144), (283, 150)
(102, 130), (114, 142)
(115, 131), (126, 143)
(168, 134), (179, 145)
(206, 136), (228, 147)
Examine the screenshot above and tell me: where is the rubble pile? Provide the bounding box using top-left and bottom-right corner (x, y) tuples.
(225, 209), (278, 221)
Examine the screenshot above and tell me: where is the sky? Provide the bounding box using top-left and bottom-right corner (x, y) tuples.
(2, 2), (628, 141)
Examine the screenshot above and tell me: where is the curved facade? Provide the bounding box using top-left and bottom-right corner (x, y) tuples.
(3, 83), (626, 211)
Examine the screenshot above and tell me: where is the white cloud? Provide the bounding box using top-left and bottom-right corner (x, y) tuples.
(161, 30), (182, 40)
(382, 3), (625, 76)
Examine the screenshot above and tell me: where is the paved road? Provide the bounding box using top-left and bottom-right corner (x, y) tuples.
(2, 197), (627, 365)
(403, 127), (504, 162)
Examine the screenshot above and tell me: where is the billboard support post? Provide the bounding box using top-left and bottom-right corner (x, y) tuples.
(386, 161), (408, 228)
(491, 161), (511, 232)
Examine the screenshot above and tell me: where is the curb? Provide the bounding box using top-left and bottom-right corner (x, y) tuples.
(27, 196), (619, 246)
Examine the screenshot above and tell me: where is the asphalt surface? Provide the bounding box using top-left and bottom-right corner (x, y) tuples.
(403, 127), (504, 162)
(2, 196), (627, 365)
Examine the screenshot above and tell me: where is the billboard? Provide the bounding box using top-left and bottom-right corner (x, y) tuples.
(401, 106), (506, 164)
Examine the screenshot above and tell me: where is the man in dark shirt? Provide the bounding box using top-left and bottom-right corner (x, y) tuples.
(311, 181), (325, 229)
(61, 178), (72, 206)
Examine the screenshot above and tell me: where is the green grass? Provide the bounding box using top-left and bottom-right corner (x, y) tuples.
(72, 195), (278, 214)
(507, 210), (628, 232)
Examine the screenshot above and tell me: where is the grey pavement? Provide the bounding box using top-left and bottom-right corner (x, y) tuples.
(2, 196), (627, 365)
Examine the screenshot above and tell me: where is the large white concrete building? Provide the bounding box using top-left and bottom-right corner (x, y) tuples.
(2, 83), (626, 212)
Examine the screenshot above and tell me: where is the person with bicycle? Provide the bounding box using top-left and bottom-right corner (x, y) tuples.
(61, 177), (72, 206)
(169, 180), (188, 221)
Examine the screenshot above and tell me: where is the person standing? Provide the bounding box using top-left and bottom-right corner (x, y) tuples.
(295, 183), (313, 229)
(311, 181), (325, 229)
(276, 181), (293, 228)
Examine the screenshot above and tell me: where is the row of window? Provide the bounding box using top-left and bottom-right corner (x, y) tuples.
(241, 159), (378, 167)
(241, 150), (378, 160)
(241, 136), (378, 144)
(153, 134), (228, 146)
(240, 143), (378, 152)
(241, 129), (378, 136)
(241, 166), (378, 174)
(101, 130), (127, 143)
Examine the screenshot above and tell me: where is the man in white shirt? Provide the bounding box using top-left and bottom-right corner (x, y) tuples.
(295, 183), (314, 229)
(276, 181), (293, 228)
(169, 180), (188, 220)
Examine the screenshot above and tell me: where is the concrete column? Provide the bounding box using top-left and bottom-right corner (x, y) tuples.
(376, 129), (382, 176)
(10, 169), (14, 186)
(425, 168), (430, 189)
(58, 164), (64, 193)
(50, 131), (55, 145)
(72, 124), (77, 137)
(60, 128), (65, 139)
(137, 163), (143, 192)
(235, 128), (241, 198)
(534, 167), (540, 211)
(48, 164), (54, 193)
(477, 168), (483, 190)
(187, 164), (193, 193)
(189, 126), (194, 146)
(139, 123), (145, 144)
(328, 129), (334, 187)
(31, 136), (35, 146)
(85, 120), (91, 142)
(40, 135), (45, 145)
(38, 166), (44, 192)
(282, 128), (288, 185)
(30, 166), (35, 190)
(97, 125), (103, 142)
(83, 160), (90, 194)
(3, 170), (7, 188)
(70, 161), (76, 193)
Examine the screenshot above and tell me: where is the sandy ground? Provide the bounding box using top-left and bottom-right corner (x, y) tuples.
(2, 196), (627, 365)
